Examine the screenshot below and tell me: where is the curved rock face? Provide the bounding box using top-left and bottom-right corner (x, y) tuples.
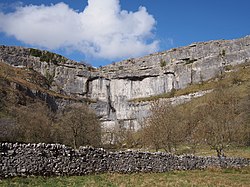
(1, 36), (250, 137)
(89, 35), (250, 133)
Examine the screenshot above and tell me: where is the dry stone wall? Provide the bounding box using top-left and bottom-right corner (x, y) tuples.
(1, 143), (250, 179)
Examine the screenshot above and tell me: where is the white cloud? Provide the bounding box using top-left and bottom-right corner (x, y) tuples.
(0, 0), (159, 60)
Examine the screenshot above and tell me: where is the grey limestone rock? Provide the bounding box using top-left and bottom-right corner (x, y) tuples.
(1, 36), (250, 138)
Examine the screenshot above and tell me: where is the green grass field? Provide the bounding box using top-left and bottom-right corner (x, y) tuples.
(1, 167), (250, 187)
(195, 146), (250, 158)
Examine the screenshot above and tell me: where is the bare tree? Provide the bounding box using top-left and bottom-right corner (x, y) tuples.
(13, 102), (53, 143)
(141, 101), (186, 152)
(59, 104), (101, 149)
(108, 124), (141, 149)
(237, 88), (250, 146)
(0, 118), (16, 142)
(140, 83), (250, 156)
(194, 87), (247, 157)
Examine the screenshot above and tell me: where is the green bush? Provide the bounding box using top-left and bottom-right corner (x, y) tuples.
(45, 70), (55, 86)
(160, 59), (167, 67)
(29, 48), (67, 64)
(29, 48), (42, 57)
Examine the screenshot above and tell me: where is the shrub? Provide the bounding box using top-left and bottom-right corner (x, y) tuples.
(58, 104), (101, 149)
(160, 59), (167, 67)
(45, 70), (55, 86)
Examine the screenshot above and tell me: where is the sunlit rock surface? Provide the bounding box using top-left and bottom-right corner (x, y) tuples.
(1, 36), (250, 135)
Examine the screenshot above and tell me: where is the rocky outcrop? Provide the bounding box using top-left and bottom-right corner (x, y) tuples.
(89, 35), (250, 132)
(0, 46), (91, 96)
(1, 36), (250, 136)
(1, 143), (249, 178)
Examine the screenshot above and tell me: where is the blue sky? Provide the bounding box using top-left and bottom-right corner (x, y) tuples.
(0, 0), (249, 67)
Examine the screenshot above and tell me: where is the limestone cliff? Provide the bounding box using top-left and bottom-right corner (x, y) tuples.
(0, 35), (250, 133)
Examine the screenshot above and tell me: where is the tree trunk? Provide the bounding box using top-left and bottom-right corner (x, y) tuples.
(73, 136), (77, 150)
(168, 144), (172, 153)
(216, 148), (224, 158)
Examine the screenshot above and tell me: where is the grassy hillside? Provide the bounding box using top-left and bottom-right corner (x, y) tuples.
(0, 62), (46, 117)
(0, 61), (74, 103)
(0, 61), (91, 117)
